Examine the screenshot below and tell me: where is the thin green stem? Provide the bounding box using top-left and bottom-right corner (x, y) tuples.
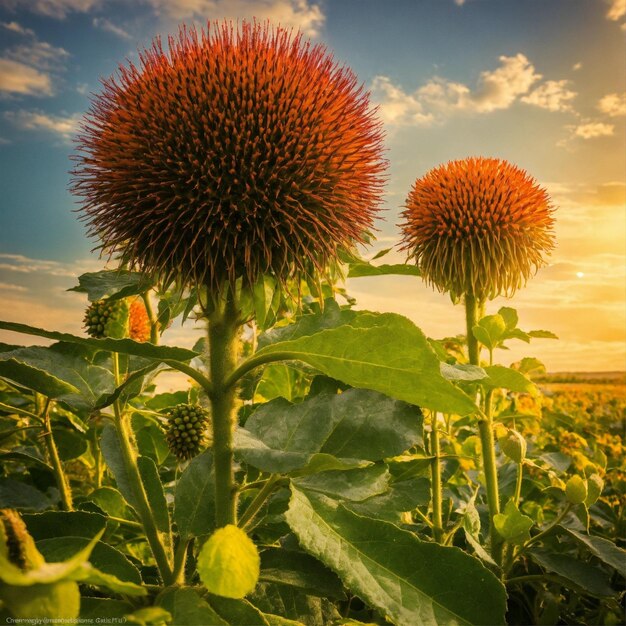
(514, 462), (523, 506)
(238, 475), (281, 530)
(141, 292), (159, 345)
(208, 289), (242, 528)
(108, 516), (143, 529)
(41, 398), (73, 511)
(524, 503), (572, 550)
(413, 507), (434, 528)
(0, 401), (44, 423)
(111, 353), (174, 584)
(172, 539), (191, 584)
(430, 417), (444, 543)
(224, 351), (295, 390)
(91, 426), (102, 489)
(164, 360), (215, 399)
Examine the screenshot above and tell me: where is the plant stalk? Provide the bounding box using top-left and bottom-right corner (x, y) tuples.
(208, 289), (242, 528)
(41, 398), (73, 511)
(464, 292), (480, 366)
(141, 291), (160, 345)
(430, 417), (444, 543)
(238, 474), (281, 530)
(111, 353), (173, 584)
(172, 539), (191, 584)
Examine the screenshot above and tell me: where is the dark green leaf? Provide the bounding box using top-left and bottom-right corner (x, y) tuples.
(348, 262), (422, 278)
(528, 330), (558, 339)
(259, 547), (345, 599)
(564, 528), (626, 577)
(207, 595), (269, 626)
(529, 548), (616, 597)
(87, 487), (132, 520)
(137, 456), (170, 533)
(69, 270), (153, 302)
(37, 537), (141, 584)
(0, 478), (51, 510)
(52, 428), (88, 461)
(287, 487), (507, 626)
(174, 450), (215, 539)
(80, 598), (133, 620)
(100, 424), (139, 511)
(498, 307), (518, 330)
(255, 311), (476, 415)
(23, 510), (106, 540)
(159, 588), (227, 626)
(293, 466), (390, 502)
(0, 356), (79, 398)
(0, 321), (198, 361)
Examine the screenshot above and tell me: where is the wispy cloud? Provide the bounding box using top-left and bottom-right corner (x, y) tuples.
(521, 79), (576, 112)
(146, 0), (325, 37)
(598, 92), (626, 117)
(5, 40), (70, 71)
(4, 109), (82, 139)
(0, 59), (52, 96)
(1, 20), (35, 36)
(92, 16), (131, 39)
(0, 0), (101, 19)
(572, 121), (615, 139)
(371, 53), (575, 126)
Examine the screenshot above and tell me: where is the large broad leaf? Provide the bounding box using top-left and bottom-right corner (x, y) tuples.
(292, 466), (390, 502)
(253, 311), (476, 416)
(23, 511), (106, 540)
(0, 478), (52, 511)
(483, 365), (537, 395)
(159, 587), (228, 626)
(564, 528), (626, 577)
(69, 269), (154, 302)
(36, 537), (142, 584)
(0, 321), (197, 362)
(529, 548), (616, 597)
(0, 354), (79, 398)
(174, 450), (215, 539)
(236, 389), (423, 474)
(286, 487), (507, 626)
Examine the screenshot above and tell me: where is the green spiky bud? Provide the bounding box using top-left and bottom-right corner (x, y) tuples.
(0, 509), (34, 570)
(164, 404), (210, 461)
(83, 298), (129, 339)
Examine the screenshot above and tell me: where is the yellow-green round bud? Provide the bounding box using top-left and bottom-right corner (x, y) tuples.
(565, 475), (588, 505)
(83, 298), (130, 339)
(499, 429), (526, 463)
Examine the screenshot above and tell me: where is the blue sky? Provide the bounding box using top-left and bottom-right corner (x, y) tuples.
(0, 0), (625, 371)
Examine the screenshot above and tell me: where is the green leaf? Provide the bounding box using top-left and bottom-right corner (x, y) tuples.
(198, 525), (260, 599)
(529, 548), (617, 597)
(36, 537), (141, 584)
(286, 487), (507, 626)
(493, 500), (534, 545)
(255, 312), (475, 415)
(254, 363), (304, 403)
(238, 389), (423, 476)
(0, 478), (51, 511)
(0, 356), (79, 398)
(472, 315), (506, 351)
(207, 596), (269, 626)
(293, 466), (390, 502)
(159, 587), (228, 626)
(564, 528), (626, 577)
(259, 547), (345, 599)
(0, 321), (198, 361)
(528, 329), (558, 339)
(498, 307), (518, 330)
(70, 562), (146, 596)
(348, 262), (422, 278)
(23, 511), (106, 540)
(440, 363), (487, 382)
(483, 365), (537, 394)
(100, 425), (139, 511)
(126, 607), (172, 626)
(52, 428), (88, 461)
(69, 270), (154, 302)
(80, 598), (133, 620)
(87, 487), (132, 520)
(174, 450), (215, 539)
(137, 456), (170, 533)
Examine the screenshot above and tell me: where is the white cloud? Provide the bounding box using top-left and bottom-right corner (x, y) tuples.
(4, 109), (81, 139)
(0, 59), (52, 96)
(92, 17), (131, 39)
(606, 0), (626, 21)
(572, 62), (582, 71)
(146, 0), (325, 37)
(572, 121), (615, 139)
(5, 41), (70, 70)
(370, 53), (572, 126)
(598, 92), (626, 117)
(370, 76), (435, 126)
(1, 20), (35, 36)
(522, 79), (577, 112)
(0, 0), (101, 19)
(0, 281), (27, 292)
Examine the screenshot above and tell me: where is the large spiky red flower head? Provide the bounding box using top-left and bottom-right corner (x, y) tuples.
(400, 157), (555, 301)
(71, 21), (386, 293)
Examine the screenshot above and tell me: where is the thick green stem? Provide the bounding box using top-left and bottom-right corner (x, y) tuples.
(238, 475), (281, 530)
(41, 398), (73, 511)
(464, 293), (480, 366)
(172, 539), (191, 584)
(141, 292), (160, 345)
(430, 417), (444, 543)
(208, 290), (241, 528)
(111, 354), (173, 584)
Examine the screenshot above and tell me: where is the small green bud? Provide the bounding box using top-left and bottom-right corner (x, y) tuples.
(565, 475), (588, 505)
(164, 404), (211, 461)
(585, 473), (604, 506)
(499, 429), (526, 463)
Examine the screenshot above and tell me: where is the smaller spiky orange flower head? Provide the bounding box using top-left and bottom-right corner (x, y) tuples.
(71, 21), (386, 293)
(128, 298), (151, 342)
(400, 157), (554, 301)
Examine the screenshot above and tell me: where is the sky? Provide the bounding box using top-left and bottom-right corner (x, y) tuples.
(0, 0), (624, 372)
